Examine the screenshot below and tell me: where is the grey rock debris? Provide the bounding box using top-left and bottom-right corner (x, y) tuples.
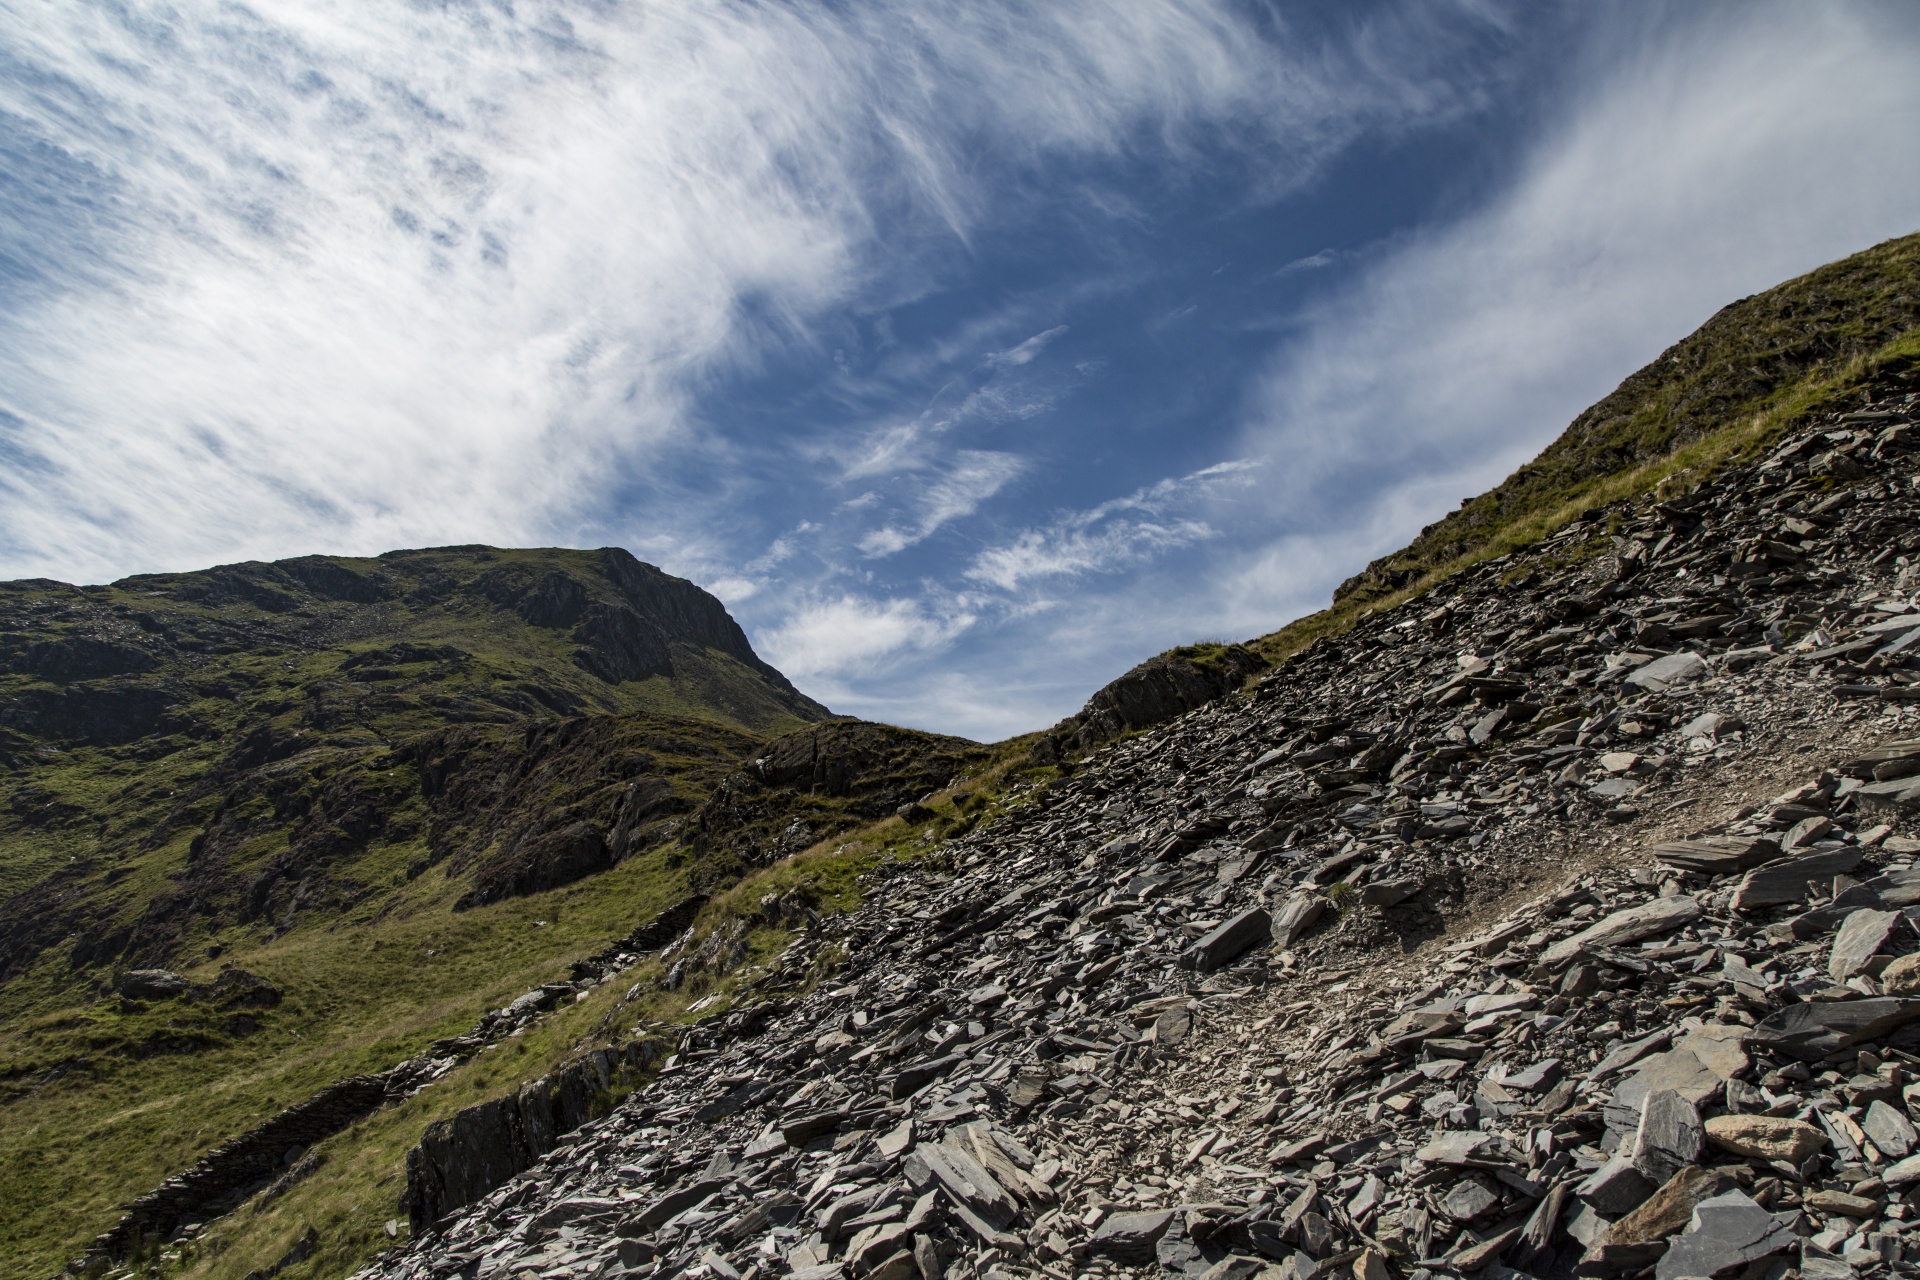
(343, 396), (1920, 1280)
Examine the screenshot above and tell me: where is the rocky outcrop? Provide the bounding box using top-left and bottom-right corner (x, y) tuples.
(686, 720), (993, 884)
(1036, 643), (1267, 761)
(406, 1038), (674, 1233)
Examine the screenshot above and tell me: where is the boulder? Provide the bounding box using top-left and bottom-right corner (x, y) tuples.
(1702, 1114), (1827, 1163)
(117, 969), (190, 1000)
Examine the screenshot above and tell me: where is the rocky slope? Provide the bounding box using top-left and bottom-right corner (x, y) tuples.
(338, 387), (1920, 1280)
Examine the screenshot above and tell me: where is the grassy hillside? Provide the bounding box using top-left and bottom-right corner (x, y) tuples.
(1252, 229), (1920, 660)
(0, 546), (856, 1275)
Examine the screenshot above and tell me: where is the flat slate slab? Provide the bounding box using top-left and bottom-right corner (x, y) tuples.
(1830, 907), (1900, 980)
(1747, 996), (1920, 1061)
(1542, 895), (1701, 965)
(1652, 1190), (1796, 1280)
(1181, 906), (1271, 972)
(1731, 847), (1865, 911)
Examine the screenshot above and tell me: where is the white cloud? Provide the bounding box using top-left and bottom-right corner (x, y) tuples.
(966, 459), (1255, 590)
(988, 327), (1069, 368)
(1224, 1), (1920, 632)
(857, 450), (1025, 558)
(760, 592), (977, 685)
(0, 0), (1410, 584)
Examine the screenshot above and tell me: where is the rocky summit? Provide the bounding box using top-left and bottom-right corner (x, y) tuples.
(341, 386), (1920, 1280)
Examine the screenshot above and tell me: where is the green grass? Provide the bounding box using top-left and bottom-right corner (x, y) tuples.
(1248, 256), (1920, 667)
(1329, 229), (1920, 610)
(0, 845), (695, 1278)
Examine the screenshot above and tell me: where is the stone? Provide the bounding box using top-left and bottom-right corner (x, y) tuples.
(1625, 651), (1709, 692)
(1652, 1191), (1795, 1280)
(1864, 1100), (1918, 1158)
(1586, 1029), (1673, 1081)
(627, 1178), (724, 1234)
(1648, 836), (1781, 874)
(1631, 1090), (1704, 1184)
(1088, 1210), (1177, 1264)
(877, 1119), (916, 1159)
(902, 1143), (1017, 1228)
(783, 1110), (849, 1145)
(1672, 1028), (1748, 1082)
(912, 1233), (942, 1280)
(1440, 1180), (1499, 1222)
(1883, 953), (1920, 996)
(1351, 1250), (1389, 1280)
(1449, 1228), (1520, 1272)
(1360, 878), (1421, 908)
(1600, 751), (1641, 774)
(1509, 1179), (1571, 1269)
(1153, 1007), (1193, 1046)
(1577, 1156), (1658, 1216)
(1541, 895), (1701, 965)
(1183, 907), (1272, 973)
(1703, 1115), (1827, 1163)
(1382, 1010), (1464, 1048)
(1415, 1132), (1492, 1164)
(846, 1224), (912, 1275)
(866, 1252), (917, 1280)
(1731, 848), (1865, 911)
(1830, 908), (1900, 981)
(116, 969), (189, 1000)
(1009, 1068), (1048, 1109)
(1272, 894), (1327, 948)
(1602, 1167), (1738, 1248)
(1746, 997), (1920, 1061)
(889, 1056), (961, 1100)
(1806, 1189), (1881, 1219)
(1605, 1051), (1721, 1140)
(1197, 1257), (1266, 1280)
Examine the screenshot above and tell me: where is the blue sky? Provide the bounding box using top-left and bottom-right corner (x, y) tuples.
(3, 1), (1919, 739)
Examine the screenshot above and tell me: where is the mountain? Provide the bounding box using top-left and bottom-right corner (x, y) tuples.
(6, 232), (1920, 1280)
(0, 546), (995, 1278)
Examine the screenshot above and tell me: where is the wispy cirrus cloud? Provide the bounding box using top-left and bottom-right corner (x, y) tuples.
(966, 460), (1257, 591)
(857, 451), (1025, 558)
(0, 0), (1430, 584)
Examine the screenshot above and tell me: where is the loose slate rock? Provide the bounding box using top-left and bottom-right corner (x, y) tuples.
(1625, 651), (1709, 692)
(1730, 847), (1865, 911)
(1747, 997), (1920, 1061)
(1652, 1190), (1795, 1280)
(1631, 1089), (1704, 1184)
(1541, 895), (1701, 965)
(1088, 1210), (1177, 1265)
(1864, 1100), (1919, 1159)
(1829, 907), (1900, 981)
(1182, 907), (1271, 973)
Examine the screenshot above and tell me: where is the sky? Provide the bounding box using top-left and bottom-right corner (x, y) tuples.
(3, 1), (1919, 740)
